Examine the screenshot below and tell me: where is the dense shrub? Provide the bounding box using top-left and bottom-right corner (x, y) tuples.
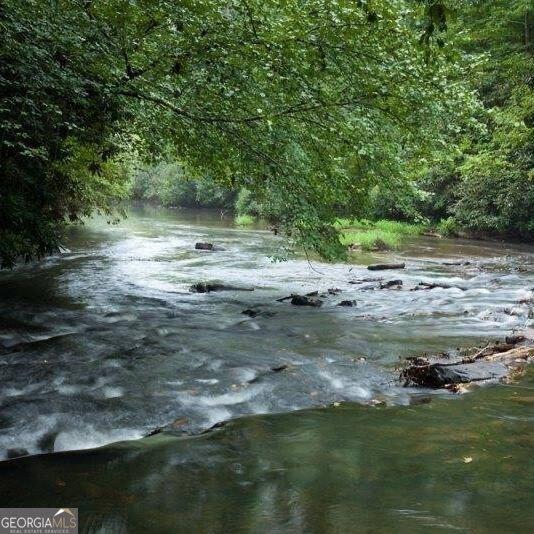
(130, 164), (236, 209)
(437, 217), (460, 237)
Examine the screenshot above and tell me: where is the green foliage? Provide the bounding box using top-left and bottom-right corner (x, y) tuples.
(235, 189), (264, 217)
(235, 214), (255, 226)
(363, 179), (422, 223)
(340, 230), (400, 251)
(437, 216), (460, 237)
(333, 218), (374, 230)
(418, 0), (534, 238)
(0, 0), (476, 266)
(7, 0), (510, 266)
(454, 152), (534, 235)
(0, 0), (131, 267)
(130, 164), (236, 209)
(374, 220), (426, 235)
(335, 218), (425, 234)
(337, 219), (425, 251)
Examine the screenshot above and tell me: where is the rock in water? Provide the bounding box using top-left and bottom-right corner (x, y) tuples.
(327, 288), (342, 295)
(6, 448), (29, 459)
(367, 263), (405, 271)
(36, 430), (58, 453)
(146, 417), (189, 437)
(401, 344), (533, 389)
(505, 334), (526, 345)
(242, 308), (276, 318)
(379, 280), (403, 289)
(190, 282), (254, 293)
(194, 242), (226, 251)
(337, 300), (356, 307)
(290, 295), (323, 307)
(405, 361), (509, 387)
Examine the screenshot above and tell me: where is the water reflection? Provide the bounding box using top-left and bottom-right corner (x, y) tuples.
(1, 371), (532, 532)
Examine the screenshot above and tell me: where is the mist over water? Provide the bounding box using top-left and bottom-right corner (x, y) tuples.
(0, 206), (532, 458)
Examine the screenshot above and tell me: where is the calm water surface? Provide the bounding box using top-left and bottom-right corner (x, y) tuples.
(0, 207), (532, 532)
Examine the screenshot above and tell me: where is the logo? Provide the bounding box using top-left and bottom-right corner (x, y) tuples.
(0, 508), (78, 533)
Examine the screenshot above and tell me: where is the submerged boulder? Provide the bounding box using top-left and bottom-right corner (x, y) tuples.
(327, 288), (342, 295)
(337, 300), (357, 307)
(290, 295), (323, 307)
(506, 334), (526, 344)
(379, 279), (403, 289)
(349, 277), (383, 284)
(242, 308), (276, 318)
(195, 242), (213, 250)
(194, 242), (226, 251)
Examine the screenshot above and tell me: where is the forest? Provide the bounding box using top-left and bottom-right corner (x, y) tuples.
(1, 0), (532, 268)
(0, 2), (533, 533)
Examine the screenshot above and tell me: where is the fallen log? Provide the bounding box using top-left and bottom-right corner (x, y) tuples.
(459, 342), (517, 363)
(401, 341), (533, 389)
(367, 263), (405, 271)
(349, 277), (383, 284)
(442, 260), (472, 266)
(484, 346), (533, 363)
(411, 281), (467, 291)
(190, 282), (254, 293)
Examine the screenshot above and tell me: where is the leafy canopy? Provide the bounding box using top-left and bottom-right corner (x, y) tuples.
(0, 0), (476, 265)
(408, 0), (533, 237)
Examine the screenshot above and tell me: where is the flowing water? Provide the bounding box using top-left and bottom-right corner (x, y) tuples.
(0, 206), (533, 532)
(1, 372), (533, 533)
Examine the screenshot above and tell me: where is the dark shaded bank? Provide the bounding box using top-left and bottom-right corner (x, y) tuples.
(1, 370), (533, 534)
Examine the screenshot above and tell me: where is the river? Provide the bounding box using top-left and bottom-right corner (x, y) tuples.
(0, 206), (532, 532)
